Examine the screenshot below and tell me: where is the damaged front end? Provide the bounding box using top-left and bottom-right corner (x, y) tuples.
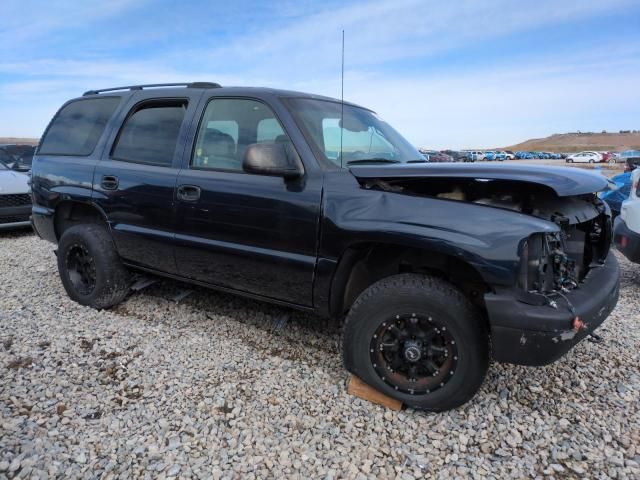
(351, 169), (619, 366)
(359, 174), (612, 299)
(517, 197), (611, 296)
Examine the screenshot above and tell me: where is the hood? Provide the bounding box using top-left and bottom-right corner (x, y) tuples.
(0, 170), (30, 194)
(349, 163), (611, 197)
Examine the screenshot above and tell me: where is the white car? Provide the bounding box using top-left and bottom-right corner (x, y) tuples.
(0, 163), (31, 229)
(615, 168), (640, 263)
(565, 151), (603, 163)
(469, 151), (486, 161)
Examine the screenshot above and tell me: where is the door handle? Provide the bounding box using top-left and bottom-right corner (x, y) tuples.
(177, 185), (201, 202)
(101, 175), (119, 190)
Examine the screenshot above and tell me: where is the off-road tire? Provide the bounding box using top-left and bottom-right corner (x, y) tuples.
(342, 273), (489, 411)
(57, 224), (130, 309)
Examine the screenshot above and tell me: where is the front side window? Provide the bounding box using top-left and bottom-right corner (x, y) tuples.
(192, 98), (289, 171)
(38, 97), (121, 156)
(112, 100), (187, 166)
(286, 98), (423, 167)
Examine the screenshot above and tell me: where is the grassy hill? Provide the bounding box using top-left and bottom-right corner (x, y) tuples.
(0, 137), (39, 145)
(506, 132), (640, 153)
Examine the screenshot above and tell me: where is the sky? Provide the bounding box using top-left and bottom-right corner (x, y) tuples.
(0, 0), (639, 149)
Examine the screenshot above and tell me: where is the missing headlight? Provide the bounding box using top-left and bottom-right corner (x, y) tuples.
(518, 232), (578, 293)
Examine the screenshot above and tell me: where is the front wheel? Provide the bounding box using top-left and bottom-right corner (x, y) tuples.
(57, 224), (130, 309)
(342, 274), (489, 411)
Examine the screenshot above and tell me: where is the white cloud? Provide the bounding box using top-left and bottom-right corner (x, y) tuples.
(0, 0), (638, 146)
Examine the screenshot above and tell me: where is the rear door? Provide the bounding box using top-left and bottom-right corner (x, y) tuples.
(173, 96), (322, 306)
(92, 90), (202, 273)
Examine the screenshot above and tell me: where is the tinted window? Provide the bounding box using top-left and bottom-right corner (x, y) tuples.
(112, 101), (187, 166)
(39, 97), (120, 156)
(192, 99), (290, 171)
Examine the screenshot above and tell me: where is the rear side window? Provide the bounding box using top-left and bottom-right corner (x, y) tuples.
(111, 100), (187, 166)
(38, 97), (121, 156)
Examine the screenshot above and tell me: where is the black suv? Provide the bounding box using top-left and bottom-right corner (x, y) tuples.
(31, 83), (619, 411)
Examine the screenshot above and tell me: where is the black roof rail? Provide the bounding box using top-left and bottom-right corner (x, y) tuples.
(82, 82), (222, 96)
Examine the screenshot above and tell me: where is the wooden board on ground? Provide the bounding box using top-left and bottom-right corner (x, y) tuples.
(346, 375), (403, 411)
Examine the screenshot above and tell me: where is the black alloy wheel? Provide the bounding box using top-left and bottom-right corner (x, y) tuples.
(65, 243), (97, 295)
(370, 313), (458, 395)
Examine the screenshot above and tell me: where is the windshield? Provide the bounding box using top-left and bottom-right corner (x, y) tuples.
(286, 98), (423, 167)
(0, 149), (14, 168)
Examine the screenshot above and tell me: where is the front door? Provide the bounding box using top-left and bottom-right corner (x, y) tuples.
(174, 97), (322, 306)
(93, 92), (200, 273)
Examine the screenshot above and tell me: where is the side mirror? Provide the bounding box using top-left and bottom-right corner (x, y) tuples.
(242, 142), (303, 179)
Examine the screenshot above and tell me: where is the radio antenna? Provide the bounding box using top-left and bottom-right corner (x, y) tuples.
(340, 29), (345, 168)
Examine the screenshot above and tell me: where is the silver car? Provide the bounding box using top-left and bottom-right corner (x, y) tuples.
(0, 163), (31, 229)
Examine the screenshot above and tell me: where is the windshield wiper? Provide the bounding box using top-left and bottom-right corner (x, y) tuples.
(346, 158), (401, 165)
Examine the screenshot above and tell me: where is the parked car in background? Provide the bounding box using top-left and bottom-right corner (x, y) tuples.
(601, 172), (632, 218)
(0, 145), (36, 172)
(566, 151), (603, 163)
(615, 168), (640, 263)
(515, 151), (534, 159)
(501, 151), (515, 160)
(600, 152), (619, 164)
(620, 150), (640, 171)
(469, 150), (486, 161)
(441, 150), (472, 162)
(548, 153), (562, 160)
(484, 151), (506, 161)
(420, 150), (453, 162)
(0, 162), (32, 229)
(31, 82), (619, 411)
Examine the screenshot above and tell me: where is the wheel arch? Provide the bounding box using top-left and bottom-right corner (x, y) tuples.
(54, 200), (111, 241)
(328, 241), (492, 320)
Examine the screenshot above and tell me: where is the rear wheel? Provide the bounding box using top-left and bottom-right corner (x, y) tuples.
(57, 224), (130, 309)
(589, 159), (595, 163)
(342, 274), (489, 411)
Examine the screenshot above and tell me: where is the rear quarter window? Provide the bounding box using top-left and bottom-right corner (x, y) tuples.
(38, 97), (121, 156)
(111, 100), (188, 167)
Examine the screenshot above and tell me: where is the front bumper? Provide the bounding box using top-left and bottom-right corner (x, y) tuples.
(485, 252), (619, 366)
(614, 216), (640, 263)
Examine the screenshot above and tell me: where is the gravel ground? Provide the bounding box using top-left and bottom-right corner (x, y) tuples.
(1, 230), (639, 479)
